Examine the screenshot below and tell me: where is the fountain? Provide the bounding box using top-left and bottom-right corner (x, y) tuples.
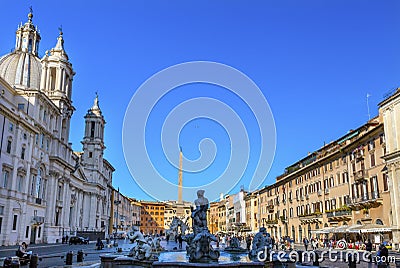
(224, 236), (247, 253)
(101, 190), (266, 267)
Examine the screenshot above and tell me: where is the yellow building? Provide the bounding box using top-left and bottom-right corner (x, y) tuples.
(140, 201), (165, 235)
(245, 116), (392, 247)
(208, 202), (219, 234)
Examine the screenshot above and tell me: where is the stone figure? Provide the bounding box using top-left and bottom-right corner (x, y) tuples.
(249, 227), (271, 260)
(187, 190), (220, 262)
(224, 236), (247, 253)
(128, 234), (158, 261)
(128, 226), (145, 243)
(166, 217), (189, 241)
(191, 190), (209, 232)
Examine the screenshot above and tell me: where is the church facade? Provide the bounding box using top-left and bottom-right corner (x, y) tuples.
(0, 11), (114, 245)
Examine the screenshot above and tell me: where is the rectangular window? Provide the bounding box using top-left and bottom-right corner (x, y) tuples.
(6, 140), (12, 154)
(3, 171), (9, 188)
(89, 152), (93, 158)
(370, 153), (375, 167)
(30, 175), (35, 196)
(17, 103), (25, 111)
(8, 123), (13, 132)
(17, 175), (23, 192)
(90, 122), (95, 138)
(35, 134), (39, 145)
(12, 215), (17, 230)
(40, 134), (44, 148)
(0, 217), (2, 234)
(38, 227), (41, 238)
(0, 206), (3, 215)
(25, 226), (29, 238)
(383, 174), (389, 191)
(21, 147), (25, 160)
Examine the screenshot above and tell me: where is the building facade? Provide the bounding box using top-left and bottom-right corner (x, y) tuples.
(163, 200), (192, 231)
(140, 201), (165, 235)
(379, 89), (400, 249)
(256, 117), (390, 244)
(0, 11), (114, 245)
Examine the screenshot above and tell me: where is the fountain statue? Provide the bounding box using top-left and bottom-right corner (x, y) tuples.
(224, 236), (247, 253)
(248, 227), (271, 260)
(166, 216), (189, 242)
(127, 226), (159, 261)
(186, 189), (220, 263)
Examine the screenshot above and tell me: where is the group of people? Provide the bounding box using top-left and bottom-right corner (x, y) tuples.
(61, 235), (69, 244)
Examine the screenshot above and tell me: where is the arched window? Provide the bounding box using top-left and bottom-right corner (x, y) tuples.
(376, 219), (383, 225)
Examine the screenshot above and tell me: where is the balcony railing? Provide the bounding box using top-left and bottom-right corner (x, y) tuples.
(351, 191), (380, 203)
(299, 212), (322, 218)
(326, 210), (352, 218)
(265, 219), (278, 224)
(267, 205), (274, 212)
(32, 216), (44, 225)
(354, 170), (368, 181)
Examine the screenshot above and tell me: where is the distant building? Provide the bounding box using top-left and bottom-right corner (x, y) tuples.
(140, 201), (165, 235)
(163, 200), (192, 231)
(111, 189), (132, 233)
(130, 198), (141, 229)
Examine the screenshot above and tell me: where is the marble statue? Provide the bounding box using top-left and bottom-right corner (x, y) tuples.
(224, 236), (247, 253)
(187, 190), (220, 262)
(127, 226), (145, 243)
(248, 227), (271, 260)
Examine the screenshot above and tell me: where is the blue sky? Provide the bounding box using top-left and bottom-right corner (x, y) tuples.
(0, 1), (399, 201)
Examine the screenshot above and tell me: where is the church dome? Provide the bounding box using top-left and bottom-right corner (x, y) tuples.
(0, 51), (42, 89)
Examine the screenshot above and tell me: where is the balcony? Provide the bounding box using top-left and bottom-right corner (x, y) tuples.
(267, 205), (274, 212)
(265, 219), (278, 225)
(324, 188), (329, 195)
(326, 210), (352, 222)
(353, 169), (368, 182)
(348, 191), (382, 210)
(317, 190), (322, 196)
(354, 148), (364, 160)
(32, 216), (44, 225)
(306, 194), (309, 200)
(299, 212), (322, 224)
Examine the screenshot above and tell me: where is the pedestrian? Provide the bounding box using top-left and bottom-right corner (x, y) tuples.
(62, 236), (65, 244)
(303, 237), (309, 251)
(178, 234), (183, 249)
(365, 239), (373, 262)
(166, 233), (170, 244)
(246, 235), (251, 251)
(66, 235), (69, 244)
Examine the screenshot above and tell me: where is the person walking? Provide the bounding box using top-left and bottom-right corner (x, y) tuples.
(365, 239), (373, 262)
(303, 237), (309, 251)
(178, 234), (183, 249)
(246, 235), (252, 251)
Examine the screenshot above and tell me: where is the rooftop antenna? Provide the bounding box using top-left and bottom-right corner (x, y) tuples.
(366, 93), (371, 121)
